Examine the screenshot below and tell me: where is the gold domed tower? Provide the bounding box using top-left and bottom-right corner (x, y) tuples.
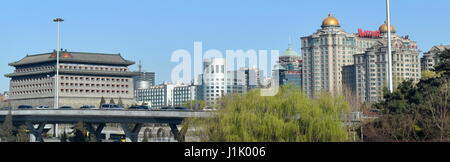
(379, 22), (396, 33)
(321, 13), (341, 28)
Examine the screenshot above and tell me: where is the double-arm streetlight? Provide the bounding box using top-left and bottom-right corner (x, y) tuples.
(53, 18), (64, 109)
(52, 18), (64, 138)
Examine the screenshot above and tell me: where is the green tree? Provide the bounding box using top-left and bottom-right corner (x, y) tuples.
(0, 109), (16, 142)
(365, 53), (450, 142)
(118, 97), (124, 107)
(434, 49), (450, 76)
(99, 96), (106, 108)
(16, 125), (29, 142)
(109, 98), (116, 105)
(185, 85), (351, 142)
(422, 70), (439, 80)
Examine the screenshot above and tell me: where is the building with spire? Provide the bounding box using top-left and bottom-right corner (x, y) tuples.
(133, 61), (155, 90)
(344, 23), (421, 103)
(301, 14), (380, 97)
(275, 40), (303, 88)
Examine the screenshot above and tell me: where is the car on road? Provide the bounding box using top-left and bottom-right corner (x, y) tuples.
(36, 105), (50, 109)
(80, 105), (97, 109)
(128, 105), (150, 110)
(17, 105), (33, 109)
(59, 106), (73, 109)
(100, 104), (124, 110)
(160, 106), (191, 111)
(174, 106), (191, 111)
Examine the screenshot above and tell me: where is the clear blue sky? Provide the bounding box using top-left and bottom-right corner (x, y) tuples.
(1, 0), (449, 92)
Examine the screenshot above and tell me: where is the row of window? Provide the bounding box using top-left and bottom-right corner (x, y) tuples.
(10, 89), (53, 95)
(12, 77), (52, 83)
(15, 65), (128, 73)
(60, 65), (128, 72)
(12, 83), (53, 89)
(15, 66), (54, 73)
(60, 76), (130, 82)
(11, 89), (130, 95)
(13, 82), (131, 89)
(12, 76), (131, 83)
(60, 89), (130, 94)
(60, 83), (129, 88)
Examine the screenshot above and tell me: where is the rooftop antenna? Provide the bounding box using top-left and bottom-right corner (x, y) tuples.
(288, 36), (292, 49)
(138, 60), (142, 73)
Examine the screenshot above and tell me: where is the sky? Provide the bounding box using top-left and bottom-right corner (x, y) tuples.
(0, 0), (449, 92)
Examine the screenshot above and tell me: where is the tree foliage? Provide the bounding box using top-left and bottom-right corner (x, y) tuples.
(434, 49), (450, 76)
(365, 49), (450, 142)
(16, 125), (29, 142)
(183, 100), (206, 110)
(421, 70), (439, 80)
(99, 96), (106, 108)
(118, 97), (124, 108)
(0, 110), (16, 142)
(109, 98), (116, 105)
(185, 85), (352, 142)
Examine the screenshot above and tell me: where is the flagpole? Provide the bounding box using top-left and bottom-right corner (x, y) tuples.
(386, 0), (394, 93)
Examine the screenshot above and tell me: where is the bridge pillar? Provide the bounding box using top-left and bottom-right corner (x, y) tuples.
(121, 123), (143, 142)
(26, 122), (47, 142)
(85, 123), (105, 142)
(169, 124), (185, 142)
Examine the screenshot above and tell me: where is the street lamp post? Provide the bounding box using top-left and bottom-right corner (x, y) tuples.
(53, 18), (64, 138)
(386, 0), (394, 93)
(53, 18), (64, 109)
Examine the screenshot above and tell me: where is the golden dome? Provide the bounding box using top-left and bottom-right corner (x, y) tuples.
(322, 13), (340, 27)
(379, 23), (396, 33)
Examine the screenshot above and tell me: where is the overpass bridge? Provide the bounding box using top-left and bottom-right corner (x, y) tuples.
(0, 109), (214, 142)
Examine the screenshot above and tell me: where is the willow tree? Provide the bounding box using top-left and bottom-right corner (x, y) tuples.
(16, 125), (30, 142)
(185, 85), (352, 142)
(0, 110), (15, 142)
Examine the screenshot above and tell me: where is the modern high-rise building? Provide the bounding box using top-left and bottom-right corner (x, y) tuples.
(276, 43), (303, 88)
(5, 51), (139, 108)
(226, 70), (246, 95)
(134, 83), (202, 108)
(133, 72), (155, 89)
(239, 67), (264, 91)
(421, 45), (450, 71)
(199, 58), (265, 105)
(226, 67), (264, 95)
(201, 58), (227, 105)
(344, 24), (421, 103)
(301, 14), (381, 97)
